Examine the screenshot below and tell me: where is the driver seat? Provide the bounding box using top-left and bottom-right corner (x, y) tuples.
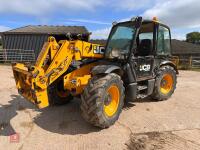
(137, 39), (152, 56)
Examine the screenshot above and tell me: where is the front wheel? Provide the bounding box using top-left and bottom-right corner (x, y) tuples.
(80, 73), (125, 128)
(151, 66), (177, 101)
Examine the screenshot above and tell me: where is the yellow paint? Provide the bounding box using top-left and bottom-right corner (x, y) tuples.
(64, 62), (101, 95)
(12, 36), (104, 108)
(160, 74), (173, 95)
(104, 85), (120, 117)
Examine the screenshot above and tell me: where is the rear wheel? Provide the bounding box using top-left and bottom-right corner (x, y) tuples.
(151, 66), (177, 101)
(48, 79), (73, 105)
(81, 73), (125, 128)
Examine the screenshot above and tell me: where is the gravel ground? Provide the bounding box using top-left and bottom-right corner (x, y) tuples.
(0, 65), (200, 150)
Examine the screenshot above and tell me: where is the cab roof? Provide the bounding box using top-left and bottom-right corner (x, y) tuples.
(115, 18), (170, 30)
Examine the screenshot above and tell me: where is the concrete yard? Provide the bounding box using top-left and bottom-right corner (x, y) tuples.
(0, 65), (200, 150)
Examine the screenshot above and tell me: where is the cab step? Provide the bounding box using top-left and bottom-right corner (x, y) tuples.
(127, 79), (155, 101)
(137, 94), (147, 99)
(137, 85), (148, 91)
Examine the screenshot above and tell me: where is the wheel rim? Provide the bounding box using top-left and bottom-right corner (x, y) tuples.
(160, 74), (173, 95)
(104, 85), (120, 117)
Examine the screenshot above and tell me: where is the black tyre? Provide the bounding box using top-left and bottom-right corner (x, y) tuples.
(48, 79), (73, 105)
(81, 73), (125, 128)
(151, 66), (177, 101)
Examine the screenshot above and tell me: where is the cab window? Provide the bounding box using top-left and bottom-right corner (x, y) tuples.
(157, 26), (171, 55)
(136, 22), (154, 56)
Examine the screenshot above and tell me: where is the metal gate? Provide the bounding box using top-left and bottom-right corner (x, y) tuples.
(191, 57), (200, 68)
(0, 49), (36, 63)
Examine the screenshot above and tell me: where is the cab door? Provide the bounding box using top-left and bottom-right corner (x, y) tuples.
(132, 22), (156, 80)
(135, 55), (154, 79)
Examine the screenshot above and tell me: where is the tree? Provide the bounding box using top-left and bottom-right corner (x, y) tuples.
(186, 32), (200, 44)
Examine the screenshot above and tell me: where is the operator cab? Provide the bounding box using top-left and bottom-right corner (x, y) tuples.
(105, 17), (172, 80)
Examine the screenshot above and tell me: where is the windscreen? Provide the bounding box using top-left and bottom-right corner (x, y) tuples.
(105, 23), (136, 59)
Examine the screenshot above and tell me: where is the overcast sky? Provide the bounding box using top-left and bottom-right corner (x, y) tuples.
(0, 0), (199, 39)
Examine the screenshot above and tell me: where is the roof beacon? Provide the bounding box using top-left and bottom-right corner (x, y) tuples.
(153, 17), (158, 21)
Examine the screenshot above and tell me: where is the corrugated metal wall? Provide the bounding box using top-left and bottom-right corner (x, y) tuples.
(2, 34), (48, 59)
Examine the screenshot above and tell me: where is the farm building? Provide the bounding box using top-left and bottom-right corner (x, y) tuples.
(171, 39), (200, 68)
(0, 25), (89, 62)
(171, 39), (200, 57)
(90, 39), (107, 46)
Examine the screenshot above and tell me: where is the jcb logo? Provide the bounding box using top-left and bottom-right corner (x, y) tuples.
(139, 64), (151, 72)
(93, 45), (105, 54)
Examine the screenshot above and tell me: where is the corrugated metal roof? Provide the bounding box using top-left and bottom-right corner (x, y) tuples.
(172, 39), (200, 54)
(1, 25), (89, 35)
(90, 39), (107, 46)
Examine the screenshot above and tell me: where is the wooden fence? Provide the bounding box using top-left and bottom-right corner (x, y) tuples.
(172, 56), (200, 69)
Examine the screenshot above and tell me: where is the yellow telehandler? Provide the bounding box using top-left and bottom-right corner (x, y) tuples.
(12, 17), (178, 128)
